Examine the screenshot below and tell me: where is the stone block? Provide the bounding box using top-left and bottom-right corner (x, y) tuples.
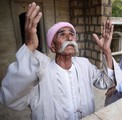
(78, 17), (84, 25)
(94, 102), (121, 120)
(101, 0), (108, 4)
(104, 6), (112, 16)
(75, 26), (85, 33)
(115, 98), (122, 118)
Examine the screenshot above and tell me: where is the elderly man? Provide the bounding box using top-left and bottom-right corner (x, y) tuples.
(0, 2), (121, 120)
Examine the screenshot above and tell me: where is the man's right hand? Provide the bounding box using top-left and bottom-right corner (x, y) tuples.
(105, 86), (116, 97)
(25, 2), (42, 52)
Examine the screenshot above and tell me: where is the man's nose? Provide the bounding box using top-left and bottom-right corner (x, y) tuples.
(66, 34), (73, 41)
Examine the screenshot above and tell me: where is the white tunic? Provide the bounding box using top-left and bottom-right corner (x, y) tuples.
(0, 44), (120, 120)
(55, 63), (79, 119)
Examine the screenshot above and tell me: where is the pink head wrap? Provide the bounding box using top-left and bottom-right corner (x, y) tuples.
(46, 22), (76, 48)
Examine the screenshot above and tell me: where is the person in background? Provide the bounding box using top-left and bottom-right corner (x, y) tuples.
(0, 2), (120, 120)
(105, 56), (122, 106)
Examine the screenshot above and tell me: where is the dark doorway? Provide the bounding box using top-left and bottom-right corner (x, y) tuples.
(19, 12), (46, 52)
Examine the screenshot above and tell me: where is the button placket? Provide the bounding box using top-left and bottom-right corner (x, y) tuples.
(68, 70), (78, 120)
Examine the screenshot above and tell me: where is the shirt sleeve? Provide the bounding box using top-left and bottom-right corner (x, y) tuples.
(0, 44), (50, 110)
(107, 68), (114, 80)
(92, 55), (115, 90)
(119, 56), (122, 69)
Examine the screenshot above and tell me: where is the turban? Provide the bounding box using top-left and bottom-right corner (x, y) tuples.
(46, 22), (76, 48)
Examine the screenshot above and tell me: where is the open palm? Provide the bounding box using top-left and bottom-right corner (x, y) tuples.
(93, 20), (114, 54)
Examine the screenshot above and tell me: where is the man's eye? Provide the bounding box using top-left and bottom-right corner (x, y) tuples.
(58, 32), (65, 36)
(70, 32), (75, 36)
(71, 33), (74, 36)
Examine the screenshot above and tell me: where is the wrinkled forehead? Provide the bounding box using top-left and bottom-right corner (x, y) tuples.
(56, 27), (75, 34)
(55, 27), (75, 37)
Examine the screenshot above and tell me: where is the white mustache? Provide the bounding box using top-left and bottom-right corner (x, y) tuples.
(58, 41), (79, 54)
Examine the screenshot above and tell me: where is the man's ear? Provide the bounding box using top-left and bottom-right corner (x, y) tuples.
(50, 42), (56, 53)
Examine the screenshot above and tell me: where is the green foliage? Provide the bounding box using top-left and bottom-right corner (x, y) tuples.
(112, 0), (122, 17)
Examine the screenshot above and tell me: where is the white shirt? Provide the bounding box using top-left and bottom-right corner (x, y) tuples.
(55, 62), (80, 119)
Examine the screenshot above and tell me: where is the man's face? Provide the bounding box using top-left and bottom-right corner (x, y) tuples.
(52, 27), (78, 56)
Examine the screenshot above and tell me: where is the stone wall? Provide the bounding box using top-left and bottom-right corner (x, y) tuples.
(0, 0), (17, 82)
(70, 0), (112, 68)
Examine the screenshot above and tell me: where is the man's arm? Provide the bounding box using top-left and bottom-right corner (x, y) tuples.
(0, 2), (49, 110)
(25, 2), (42, 52)
(93, 20), (114, 69)
(0, 45), (39, 110)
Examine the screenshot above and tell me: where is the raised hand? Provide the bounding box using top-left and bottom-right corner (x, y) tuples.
(93, 20), (114, 55)
(105, 86), (116, 97)
(92, 20), (114, 69)
(93, 20), (114, 69)
(25, 2), (42, 52)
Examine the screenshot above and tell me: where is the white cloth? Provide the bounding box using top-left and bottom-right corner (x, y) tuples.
(119, 56), (122, 69)
(54, 63), (80, 119)
(0, 44), (118, 120)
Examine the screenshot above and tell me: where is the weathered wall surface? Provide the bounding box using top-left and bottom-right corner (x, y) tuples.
(81, 98), (122, 120)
